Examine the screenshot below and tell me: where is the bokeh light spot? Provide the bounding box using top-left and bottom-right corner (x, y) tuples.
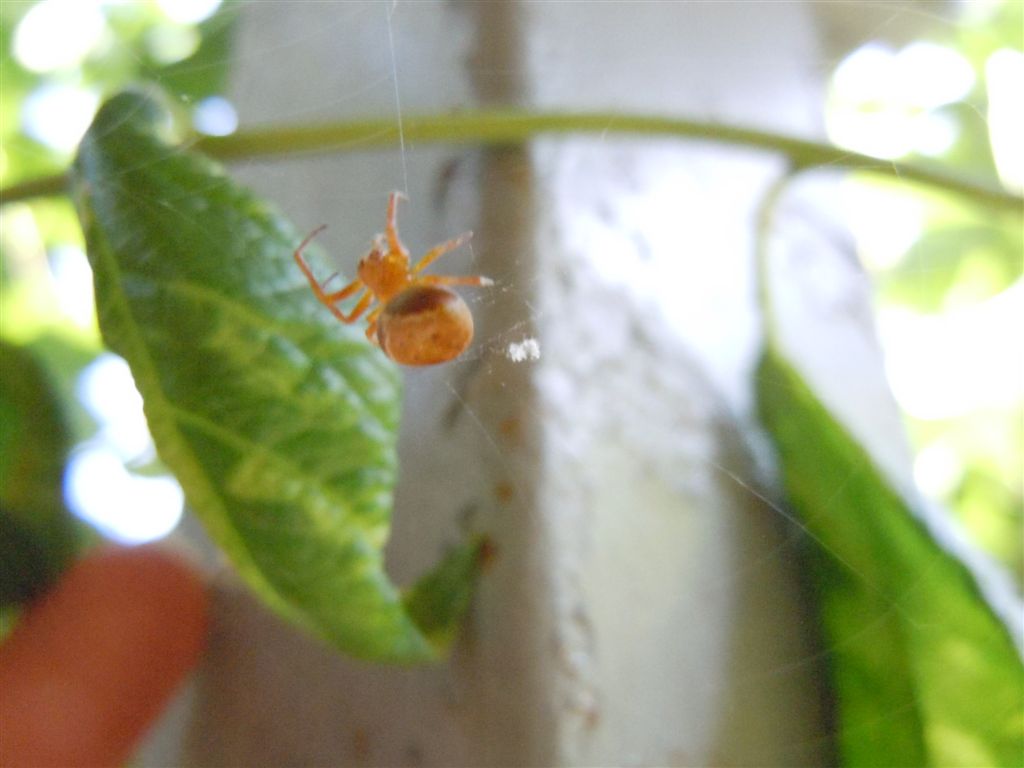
(156, 0), (223, 25)
(76, 354), (152, 462)
(49, 246), (96, 331)
(13, 0), (106, 73)
(828, 41), (974, 159)
(145, 23), (201, 65)
(68, 354), (185, 543)
(986, 48), (1024, 192)
(65, 446), (184, 544)
(193, 95), (238, 136)
(21, 84), (99, 154)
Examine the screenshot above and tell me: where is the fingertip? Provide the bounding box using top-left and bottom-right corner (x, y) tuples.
(0, 544), (209, 768)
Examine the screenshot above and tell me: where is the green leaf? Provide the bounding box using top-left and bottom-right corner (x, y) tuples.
(757, 349), (1024, 767)
(71, 89), (481, 663)
(0, 340), (80, 607)
(404, 536), (490, 650)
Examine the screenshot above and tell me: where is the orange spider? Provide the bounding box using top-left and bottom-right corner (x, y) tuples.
(293, 192), (492, 366)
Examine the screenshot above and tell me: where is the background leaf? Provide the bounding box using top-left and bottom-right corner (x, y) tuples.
(71, 89), (480, 663)
(757, 349), (1024, 766)
(0, 340), (80, 607)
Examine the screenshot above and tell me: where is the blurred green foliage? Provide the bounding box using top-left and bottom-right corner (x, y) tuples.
(0, 1), (239, 566)
(1, 0), (239, 337)
(827, 0), (1023, 583)
(1, 0), (238, 187)
(0, 340), (80, 606)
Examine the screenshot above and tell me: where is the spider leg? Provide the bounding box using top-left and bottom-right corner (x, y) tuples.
(385, 191), (410, 256)
(411, 231), (474, 275)
(335, 290), (375, 323)
(322, 279), (364, 304)
(309, 288), (374, 325)
(295, 225), (355, 301)
(294, 224), (328, 255)
(299, 267), (368, 319)
(363, 305), (385, 344)
(293, 225), (330, 289)
(294, 225), (375, 322)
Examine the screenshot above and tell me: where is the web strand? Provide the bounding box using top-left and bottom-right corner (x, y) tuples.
(385, 1), (409, 196)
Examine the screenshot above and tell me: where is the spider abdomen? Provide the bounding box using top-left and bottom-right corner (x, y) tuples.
(377, 285), (474, 366)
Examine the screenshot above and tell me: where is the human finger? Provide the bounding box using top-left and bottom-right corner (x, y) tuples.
(0, 545), (208, 767)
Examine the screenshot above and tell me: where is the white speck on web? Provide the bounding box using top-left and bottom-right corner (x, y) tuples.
(506, 338), (541, 362)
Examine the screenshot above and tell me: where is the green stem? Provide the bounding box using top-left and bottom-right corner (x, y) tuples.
(3, 111), (1021, 211)
(754, 172), (796, 350)
(1, 173), (71, 204)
